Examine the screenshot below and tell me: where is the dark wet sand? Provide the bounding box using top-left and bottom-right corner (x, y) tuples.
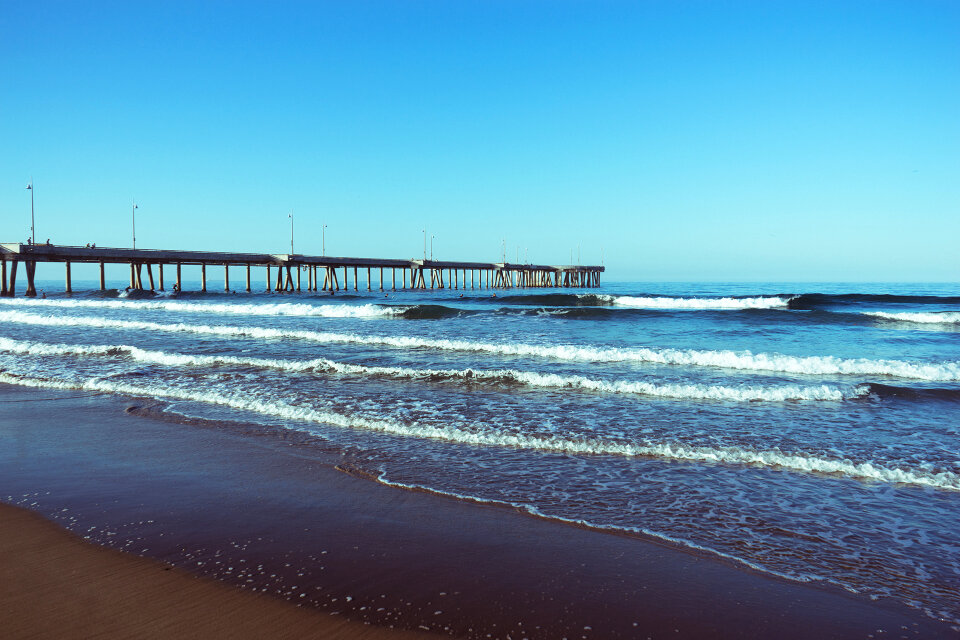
(0, 502), (435, 639)
(0, 383), (952, 638)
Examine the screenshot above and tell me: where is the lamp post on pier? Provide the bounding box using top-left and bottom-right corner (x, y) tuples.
(289, 210), (294, 254)
(431, 235), (435, 261)
(26, 179), (34, 244)
(322, 224), (327, 257)
(422, 229), (426, 261)
(132, 200), (138, 249)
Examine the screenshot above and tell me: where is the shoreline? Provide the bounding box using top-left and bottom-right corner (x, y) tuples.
(0, 502), (434, 640)
(0, 382), (953, 638)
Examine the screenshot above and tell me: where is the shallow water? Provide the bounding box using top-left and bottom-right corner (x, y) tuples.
(1, 280), (958, 627)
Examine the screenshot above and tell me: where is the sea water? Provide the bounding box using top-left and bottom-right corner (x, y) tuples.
(1, 280), (958, 626)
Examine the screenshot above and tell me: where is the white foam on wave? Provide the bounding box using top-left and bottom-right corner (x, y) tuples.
(0, 297), (404, 319)
(3, 309), (959, 381)
(0, 336), (858, 402)
(0, 370), (956, 491)
(612, 295), (791, 310)
(864, 311), (960, 325)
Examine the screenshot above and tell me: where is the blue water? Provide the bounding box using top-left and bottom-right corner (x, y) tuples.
(1, 280), (958, 627)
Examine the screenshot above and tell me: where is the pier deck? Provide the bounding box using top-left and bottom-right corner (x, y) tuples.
(0, 243), (603, 297)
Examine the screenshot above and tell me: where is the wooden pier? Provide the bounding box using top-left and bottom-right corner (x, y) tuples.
(0, 243), (604, 297)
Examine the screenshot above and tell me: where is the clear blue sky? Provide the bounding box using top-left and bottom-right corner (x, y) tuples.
(2, 1), (957, 281)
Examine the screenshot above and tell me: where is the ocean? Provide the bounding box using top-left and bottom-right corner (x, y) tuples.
(1, 280), (958, 631)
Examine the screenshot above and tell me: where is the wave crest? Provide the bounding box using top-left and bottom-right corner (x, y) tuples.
(612, 296), (791, 310)
(0, 336), (858, 402)
(0, 372), (956, 491)
(0, 297), (405, 319)
(2, 310), (959, 381)
(864, 311), (960, 325)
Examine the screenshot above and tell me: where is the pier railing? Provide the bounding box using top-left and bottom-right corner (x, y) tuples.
(0, 243), (603, 297)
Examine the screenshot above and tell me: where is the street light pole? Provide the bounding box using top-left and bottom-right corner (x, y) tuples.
(26, 179), (34, 244)
(322, 224), (327, 257)
(431, 235), (434, 261)
(132, 200), (138, 249)
(289, 210), (294, 254)
(422, 229), (426, 261)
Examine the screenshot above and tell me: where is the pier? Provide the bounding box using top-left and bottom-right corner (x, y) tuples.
(0, 243), (603, 297)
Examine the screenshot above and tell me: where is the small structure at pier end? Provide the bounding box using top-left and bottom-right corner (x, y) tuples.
(0, 243), (603, 296)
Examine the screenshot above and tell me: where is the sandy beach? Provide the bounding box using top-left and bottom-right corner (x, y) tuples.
(0, 382), (951, 638)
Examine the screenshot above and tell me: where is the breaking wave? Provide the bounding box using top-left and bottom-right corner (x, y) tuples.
(485, 293), (791, 310)
(0, 371), (957, 491)
(2, 310), (959, 381)
(864, 311), (960, 325)
(0, 336), (859, 402)
(611, 296), (791, 310)
(0, 297), (406, 319)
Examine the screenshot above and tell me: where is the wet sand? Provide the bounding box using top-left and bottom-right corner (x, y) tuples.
(0, 383), (953, 638)
(0, 502), (433, 639)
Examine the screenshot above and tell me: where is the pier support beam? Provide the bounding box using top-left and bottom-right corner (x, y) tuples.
(7, 261), (18, 297)
(224, 264), (230, 292)
(25, 261), (36, 297)
(159, 264), (165, 291)
(266, 264), (271, 291)
(246, 264), (251, 292)
(65, 262), (72, 294)
(1, 261), (8, 296)
(146, 264), (155, 290)
(176, 263), (182, 292)
(201, 264), (207, 292)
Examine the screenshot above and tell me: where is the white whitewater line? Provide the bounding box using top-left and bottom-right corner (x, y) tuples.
(2, 309), (959, 381)
(0, 297), (404, 319)
(0, 371), (956, 491)
(612, 295), (791, 310)
(0, 336), (858, 402)
(864, 311), (960, 325)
